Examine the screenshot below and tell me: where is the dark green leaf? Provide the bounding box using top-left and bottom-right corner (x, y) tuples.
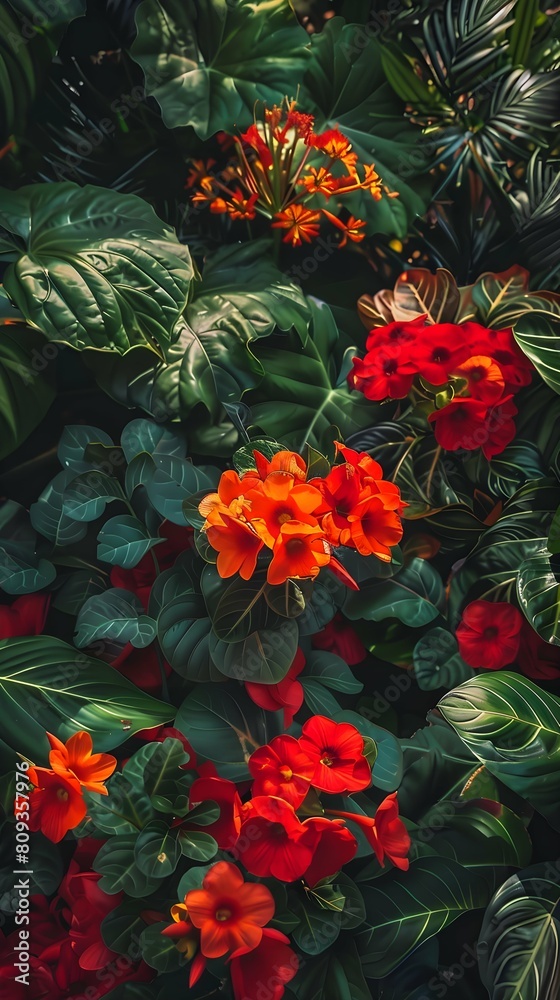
(97, 515), (165, 569)
(75, 589), (157, 648)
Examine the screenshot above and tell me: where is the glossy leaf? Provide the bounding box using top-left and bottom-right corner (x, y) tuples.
(517, 547), (560, 644)
(0, 636), (172, 760)
(75, 589), (157, 649)
(97, 515), (164, 569)
(413, 627), (474, 691)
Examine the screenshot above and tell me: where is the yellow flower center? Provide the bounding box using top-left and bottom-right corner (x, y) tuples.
(215, 908), (232, 922)
(57, 788), (69, 802)
(279, 766), (293, 780)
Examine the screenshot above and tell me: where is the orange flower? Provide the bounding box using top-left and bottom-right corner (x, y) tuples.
(47, 731), (116, 795)
(28, 769), (87, 843)
(185, 159), (216, 189)
(361, 164), (383, 200)
(347, 496), (404, 560)
(207, 514), (263, 581)
(199, 469), (261, 527)
(267, 522), (331, 586)
(298, 166), (335, 195)
(226, 189), (259, 220)
(186, 862), (275, 959)
(453, 355), (506, 404)
(252, 450), (307, 482)
(321, 210), (367, 247)
(310, 128), (358, 170)
(250, 479), (323, 548)
(271, 204), (321, 246)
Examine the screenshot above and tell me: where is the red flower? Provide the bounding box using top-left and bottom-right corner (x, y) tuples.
(46, 730), (116, 795)
(110, 641), (172, 696)
(365, 318), (426, 353)
(61, 871), (121, 970)
(248, 734), (314, 808)
(461, 323), (533, 390)
(28, 769), (86, 843)
(245, 648), (306, 727)
(238, 797), (317, 881)
(428, 397), (489, 451)
(410, 323), (471, 384)
(517, 619), (560, 680)
(481, 396), (518, 459)
(188, 775), (244, 851)
(186, 862), (275, 958)
(349, 350), (417, 400)
(312, 613), (366, 664)
(0, 593), (50, 639)
(230, 927), (298, 1000)
(327, 792), (410, 871)
(271, 205), (321, 246)
(456, 599), (523, 669)
(299, 716), (371, 794)
(300, 817), (358, 887)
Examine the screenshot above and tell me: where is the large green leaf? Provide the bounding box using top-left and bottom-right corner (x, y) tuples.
(75, 589), (157, 649)
(517, 547), (560, 644)
(429, 798), (532, 872)
(413, 627), (474, 691)
(0, 183), (193, 354)
(355, 857), (493, 977)
(0, 635), (172, 760)
(97, 515), (164, 569)
(344, 559), (444, 628)
(0, 500), (56, 595)
(291, 939), (370, 1000)
(94, 835), (162, 897)
(478, 865), (560, 1000)
(301, 17), (430, 236)
(0, 295), (56, 461)
(448, 479), (559, 621)
(438, 672), (560, 830)
(130, 0), (309, 139)
(175, 683), (279, 781)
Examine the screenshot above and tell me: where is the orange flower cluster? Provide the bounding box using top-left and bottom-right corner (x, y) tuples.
(188, 99), (393, 248)
(27, 731), (117, 843)
(198, 444), (405, 587)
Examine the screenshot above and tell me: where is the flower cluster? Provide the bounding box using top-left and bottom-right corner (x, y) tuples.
(187, 716), (410, 883)
(349, 318), (533, 458)
(27, 732), (117, 843)
(198, 444), (405, 586)
(167, 717), (410, 997)
(163, 862), (298, 1000)
(188, 99), (391, 247)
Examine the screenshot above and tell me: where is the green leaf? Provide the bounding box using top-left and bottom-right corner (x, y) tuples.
(302, 651), (363, 695)
(217, 620), (299, 684)
(302, 679), (343, 717)
(438, 672), (560, 830)
(291, 939), (370, 1000)
(292, 893), (342, 956)
(51, 567), (108, 617)
(448, 479), (558, 620)
(0, 635), (172, 759)
(130, 0), (309, 139)
(177, 828), (218, 861)
(301, 17), (430, 236)
(157, 593), (216, 681)
(120, 418), (186, 463)
(85, 772), (154, 834)
(413, 628), (474, 691)
(57, 424), (114, 473)
(233, 436), (286, 476)
(145, 454), (214, 524)
(355, 857), (493, 977)
(94, 835), (162, 896)
(517, 547), (560, 644)
(478, 865), (560, 1000)
(0, 500), (56, 594)
(102, 899), (149, 956)
(97, 515), (165, 569)
(62, 471), (124, 522)
(429, 798), (532, 872)
(0, 311), (56, 461)
(123, 737), (192, 810)
(201, 565), (280, 643)
(75, 589), (157, 648)
(0, 183), (193, 354)
(175, 683), (277, 781)
(344, 558), (444, 628)
(134, 820), (181, 877)
(139, 922), (186, 973)
(514, 300), (560, 395)
(30, 470), (88, 546)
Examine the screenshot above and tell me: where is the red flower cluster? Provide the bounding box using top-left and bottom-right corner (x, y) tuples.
(163, 862), (298, 1000)
(188, 716), (410, 887)
(0, 838), (154, 999)
(199, 444), (404, 586)
(456, 599), (524, 670)
(27, 731), (117, 842)
(349, 319), (533, 458)
(189, 98), (390, 249)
